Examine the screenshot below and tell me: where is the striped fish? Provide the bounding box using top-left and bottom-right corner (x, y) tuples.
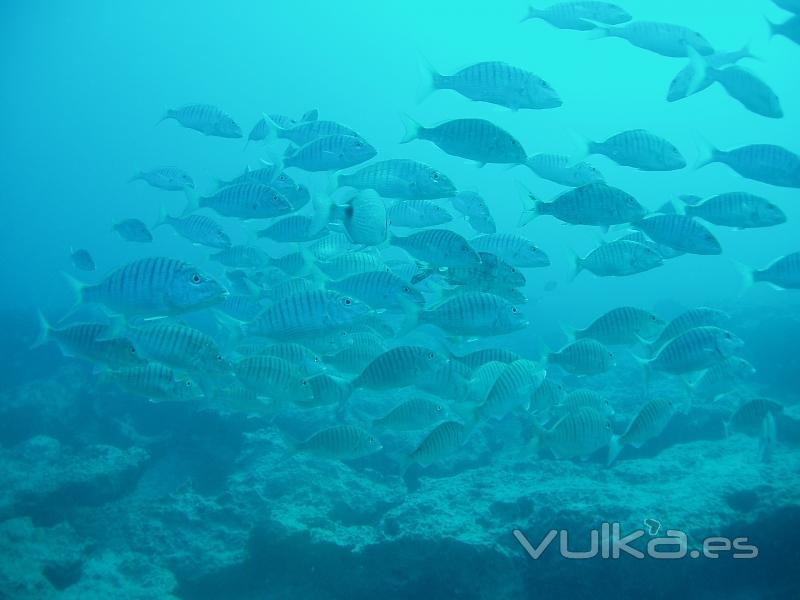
(352, 346), (445, 390)
(688, 356), (756, 400)
(644, 326), (743, 375)
(160, 104), (242, 138)
(575, 240), (663, 277)
(586, 129), (686, 171)
(751, 251), (800, 289)
(616, 231), (684, 260)
(470, 233), (550, 268)
(450, 347), (520, 372)
(216, 295), (263, 322)
(245, 117), (269, 147)
(254, 343), (324, 376)
(308, 232), (352, 260)
(525, 153), (604, 187)
(727, 398), (783, 437)
(194, 183), (292, 219)
(697, 143), (800, 188)
(548, 339), (615, 375)
(299, 373), (353, 407)
(31, 313), (144, 369)
(418, 359), (473, 400)
(210, 245), (271, 269)
(554, 389), (614, 417)
(68, 257), (225, 316)
(104, 364), (202, 402)
(257, 215), (328, 243)
(374, 397), (445, 431)
(651, 308), (730, 351)
(338, 159), (457, 199)
(522, 2), (631, 30)
(424, 61), (561, 110)
(156, 212), (231, 249)
(520, 182), (647, 228)
(113, 219), (152, 243)
(475, 359), (546, 421)
(391, 229), (481, 267)
(387, 200), (453, 228)
(130, 166), (194, 191)
(325, 332), (386, 373)
(682, 193), (786, 228)
(607, 398), (676, 465)
(592, 21), (714, 58)
(327, 189), (388, 246)
(245, 290), (369, 340)
(264, 117), (360, 146)
(633, 215), (721, 255)
(284, 134), (376, 171)
(405, 421), (467, 468)
(420, 292), (528, 336)
(401, 116), (527, 165)
(328, 271), (424, 310)
(122, 322), (229, 373)
(290, 425), (381, 460)
(233, 355), (313, 403)
(572, 306), (665, 345)
(450, 191), (496, 234)
(534, 407), (612, 460)
(529, 376), (565, 414)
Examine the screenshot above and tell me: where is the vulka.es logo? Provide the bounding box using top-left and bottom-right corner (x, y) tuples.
(513, 523), (758, 560)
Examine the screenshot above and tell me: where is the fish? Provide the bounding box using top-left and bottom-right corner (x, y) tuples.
(245, 290), (369, 340)
(374, 397), (445, 431)
(767, 15), (800, 45)
(607, 398), (677, 465)
(245, 117), (269, 148)
(470, 233), (550, 268)
(283, 134), (377, 171)
(749, 251), (800, 289)
(322, 189), (388, 246)
(697, 142), (800, 188)
(113, 219), (153, 243)
(119, 321), (230, 374)
(216, 295), (264, 322)
(773, 0), (800, 15)
(475, 359), (546, 421)
(70, 248), (95, 272)
(233, 355), (313, 403)
(574, 240), (664, 277)
(450, 191), (496, 234)
(418, 359), (473, 400)
(633, 215), (721, 255)
(154, 211), (232, 249)
(263, 116), (361, 146)
(533, 406), (612, 459)
(254, 343), (324, 376)
(387, 200), (453, 228)
(64, 257), (226, 316)
(31, 313), (144, 369)
(400, 115), (528, 165)
(570, 307), (666, 345)
(667, 44), (754, 102)
(318, 252), (387, 280)
(548, 339), (615, 375)
(325, 331), (387, 373)
(725, 398), (783, 460)
(419, 292), (528, 336)
(687, 357), (756, 401)
(159, 104), (242, 138)
(681, 193), (786, 229)
(421, 253), (526, 291)
(520, 182), (647, 228)
(256, 215), (329, 243)
(522, 2), (632, 30)
(338, 159), (457, 200)
(103, 364), (203, 402)
(529, 376), (566, 414)
(450, 347), (521, 372)
(187, 183), (293, 219)
(352, 346), (445, 390)
(615, 231), (684, 261)
(299, 373), (353, 407)
(525, 154), (604, 187)
(690, 59), (783, 119)
(405, 421), (468, 468)
(129, 167), (194, 191)
(210, 245), (271, 269)
(584, 129), (686, 171)
(641, 326), (744, 376)
(327, 271), (425, 310)
(421, 60), (561, 109)
(391, 229), (481, 267)
(650, 307), (731, 352)
(591, 21), (714, 57)
(554, 389), (614, 417)
(287, 425), (381, 461)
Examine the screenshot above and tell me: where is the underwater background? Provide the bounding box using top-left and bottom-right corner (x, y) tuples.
(1, 0), (799, 598)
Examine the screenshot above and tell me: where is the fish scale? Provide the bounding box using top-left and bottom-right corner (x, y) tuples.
(283, 134), (375, 171)
(477, 359), (545, 420)
(272, 119), (359, 145)
(233, 355), (310, 397)
(634, 214), (721, 255)
(648, 326), (741, 373)
(651, 307), (729, 350)
(407, 421), (467, 466)
(338, 159), (456, 199)
(574, 306), (664, 345)
(470, 233), (550, 268)
(753, 251), (800, 289)
(577, 240), (663, 276)
(538, 406), (612, 459)
(295, 425), (379, 460)
(408, 118), (527, 165)
(200, 183), (292, 218)
(702, 144), (800, 188)
(160, 214), (230, 248)
(683, 192), (785, 228)
(374, 397), (444, 431)
(391, 228), (480, 267)
(257, 215), (328, 242)
(245, 290), (365, 339)
(549, 339), (614, 375)
(420, 291), (527, 336)
(528, 182), (646, 226)
(353, 346), (443, 389)
(126, 322), (223, 371)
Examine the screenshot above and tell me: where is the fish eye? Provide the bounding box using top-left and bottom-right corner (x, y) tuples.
(185, 381), (192, 387)
(251, 203), (259, 210)
(435, 404), (443, 412)
(432, 172), (439, 180)
(129, 347), (136, 353)
(301, 379), (309, 386)
(368, 436), (375, 443)
(725, 333), (732, 339)
(343, 297), (352, 305)
(279, 174), (286, 181)
(605, 422), (611, 429)
(402, 286), (410, 293)
(191, 273), (201, 283)
(272, 195), (279, 202)
(216, 354), (223, 361)
(427, 352), (435, 359)
(511, 307), (518, 313)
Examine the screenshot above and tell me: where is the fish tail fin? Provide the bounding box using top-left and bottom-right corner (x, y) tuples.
(61, 271), (86, 313)
(181, 187), (201, 217)
(567, 248), (584, 282)
(516, 182), (540, 227)
(731, 259), (755, 298)
(656, 200), (677, 215)
(694, 133), (720, 170)
(417, 53), (442, 102)
(737, 40), (761, 63)
(96, 314), (129, 341)
(586, 26), (611, 40)
(399, 113), (423, 144)
(127, 172), (143, 183)
(765, 15), (776, 38)
(686, 46), (713, 96)
(152, 204), (171, 230)
(301, 108), (319, 121)
(261, 113), (284, 141)
(566, 129), (592, 160)
(30, 310), (52, 350)
(520, 5), (541, 23)
(630, 353), (652, 395)
(156, 109), (174, 126)
(759, 412), (777, 462)
(606, 435), (623, 467)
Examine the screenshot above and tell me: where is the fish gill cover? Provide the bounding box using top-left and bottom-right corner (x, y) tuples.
(1, 1), (800, 599)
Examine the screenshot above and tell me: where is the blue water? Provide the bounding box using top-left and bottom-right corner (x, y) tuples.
(1, 1), (799, 598)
